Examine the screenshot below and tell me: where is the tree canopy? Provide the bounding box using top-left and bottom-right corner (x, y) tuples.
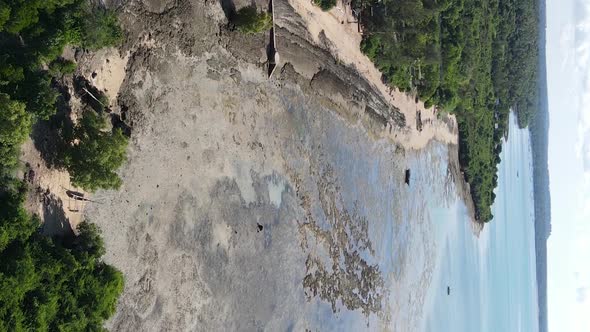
(0, 184), (123, 331)
(0, 1), (126, 329)
(0, 0), (128, 188)
(0, 93), (31, 176)
(64, 111), (128, 192)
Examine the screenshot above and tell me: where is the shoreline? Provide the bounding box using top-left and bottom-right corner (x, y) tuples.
(279, 0), (480, 230)
(286, 0), (458, 150)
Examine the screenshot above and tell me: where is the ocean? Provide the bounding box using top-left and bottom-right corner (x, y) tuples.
(421, 113), (539, 332)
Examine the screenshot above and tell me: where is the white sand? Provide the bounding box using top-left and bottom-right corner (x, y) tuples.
(287, 0), (458, 149)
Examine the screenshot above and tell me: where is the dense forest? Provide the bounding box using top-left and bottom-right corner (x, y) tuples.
(0, 0), (127, 329)
(356, 0), (540, 222)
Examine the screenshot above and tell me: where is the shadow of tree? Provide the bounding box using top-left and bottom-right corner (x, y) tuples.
(41, 192), (74, 239)
(73, 75), (110, 113)
(220, 0), (236, 20)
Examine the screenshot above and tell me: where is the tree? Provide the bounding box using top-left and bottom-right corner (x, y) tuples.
(20, 72), (59, 120)
(233, 6), (272, 34)
(358, 0), (540, 222)
(0, 1), (10, 32)
(0, 210), (124, 331)
(0, 181), (37, 251)
(73, 221), (105, 258)
(0, 93), (31, 174)
(0, 1), (127, 329)
(65, 111), (128, 191)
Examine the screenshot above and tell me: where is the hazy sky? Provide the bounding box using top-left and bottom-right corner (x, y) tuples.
(547, 0), (590, 331)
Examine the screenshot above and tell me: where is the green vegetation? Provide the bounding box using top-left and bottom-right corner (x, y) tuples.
(313, 0), (337, 11)
(233, 6), (272, 34)
(0, 183), (124, 331)
(0, 0), (127, 187)
(0, 0), (126, 328)
(79, 5), (124, 50)
(0, 93), (30, 176)
(358, 0), (539, 222)
(48, 58), (77, 77)
(65, 111), (128, 192)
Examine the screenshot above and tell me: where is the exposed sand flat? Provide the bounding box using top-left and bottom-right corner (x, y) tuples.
(286, 0), (458, 149)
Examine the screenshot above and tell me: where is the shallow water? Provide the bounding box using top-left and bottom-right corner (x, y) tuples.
(273, 95), (539, 330)
(421, 113), (539, 332)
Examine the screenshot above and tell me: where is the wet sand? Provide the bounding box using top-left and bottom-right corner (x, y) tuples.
(71, 0), (480, 330)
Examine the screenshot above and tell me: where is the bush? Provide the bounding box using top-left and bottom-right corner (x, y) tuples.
(65, 111), (128, 192)
(313, 0), (336, 11)
(48, 58), (77, 77)
(0, 181), (36, 251)
(93, 91), (110, 112)
(233, 6), (272, 34)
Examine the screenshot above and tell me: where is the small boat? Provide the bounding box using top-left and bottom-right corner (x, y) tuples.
(447, 286), (451, 295)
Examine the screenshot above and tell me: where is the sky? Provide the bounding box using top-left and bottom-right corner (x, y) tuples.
(546, 0), (590, 331)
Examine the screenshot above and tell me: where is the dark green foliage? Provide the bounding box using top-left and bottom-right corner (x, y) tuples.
(0, 2), (125, 329)
(358, 0), (540, 222)
(20, 72), (59, 120)
(233, 6), (272, 34)
(90, 90), (110, 113)
(0, 93), (31, 175)
(0, 2), (9, 32)
(0, 1), (128, 186)
(79, 5), (123, 50)
(0, 55), (24, 86)
(0, 185), (124, 331)
(0, 181), (36, 251)
(48, 58), (77, 77)
(313, 0), (337, 11)
(0, 1), (123, 120)
(65, 111), (128, 192)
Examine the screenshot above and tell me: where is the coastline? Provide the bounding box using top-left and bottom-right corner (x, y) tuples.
(77, 0), (486, 328)
(447, 144), (483, 235)
(285, 0), (458, 150)
(277, 0), (480, 230)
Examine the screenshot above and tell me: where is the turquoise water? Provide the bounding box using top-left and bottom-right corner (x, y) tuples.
(422, 113), (539, 332)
